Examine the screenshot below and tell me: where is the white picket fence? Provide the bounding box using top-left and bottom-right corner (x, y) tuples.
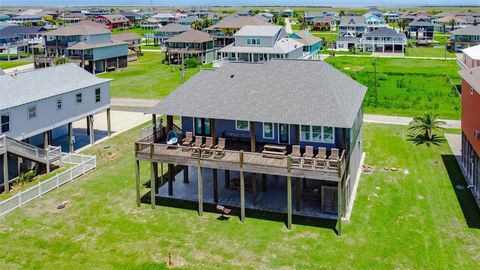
(0, 153), (96, 217)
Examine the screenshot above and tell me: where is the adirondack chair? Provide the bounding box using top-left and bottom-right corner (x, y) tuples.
(181, 131), (193, 150)
(201, 137), (215, 157)
(290, 145), (302, 167)
(191, 136), (203, 157)
(328, 148), (340, 170)
(214, 138), (226, 159)
(315, 147), (327, 169)
(303, 146), (314, 167)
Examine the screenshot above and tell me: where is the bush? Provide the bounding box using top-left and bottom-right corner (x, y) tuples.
(20, 170), (36, 183)
(184, 57), (201, 68)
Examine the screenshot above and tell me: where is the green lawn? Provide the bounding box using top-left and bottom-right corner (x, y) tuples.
(405, 47), (456, 58)
(97, 52), (205, 99)
(0, 123), (479, 269)
(325, 57), (462, 119)
(312, 31), (338, 45)
(113, 26), (153, 37)
(0, 60), (31, 69)
(434, 33), (451, 46)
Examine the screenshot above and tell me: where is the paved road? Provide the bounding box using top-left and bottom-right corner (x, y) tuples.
(285, 18), (293, 34)
(111, 98), (160, 108)
(4, 63), (34, 74)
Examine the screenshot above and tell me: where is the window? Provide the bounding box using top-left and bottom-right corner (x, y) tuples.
(235, 120), (250, 131)
(1, 114), (9, 133)
(247, 38), (252, 45)
(471, 87), (475, 95)
(28, 105), (36, 119)
(194, 118), (211, 136)
(300, 125), (335, 143)
(263, 122), (274, 139)
(256, 38), (261, 45)
(76, 93), (82, 103)
(56, 98), (62, 110)
(95, 88), (101, 102)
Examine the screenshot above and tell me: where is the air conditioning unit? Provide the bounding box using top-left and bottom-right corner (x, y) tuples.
(474, 130), (480, 139)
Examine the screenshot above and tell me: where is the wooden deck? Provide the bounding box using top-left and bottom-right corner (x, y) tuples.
(156, 166), (338, 220)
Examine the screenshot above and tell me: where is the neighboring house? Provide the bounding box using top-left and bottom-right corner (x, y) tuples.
(363, 13), (388, 32)
(432, 15), (470, 32)
(304, 11), (339, 25)
(339, 16), (366, 37)
(218, 25), (304, 63)
(37, 22), (129, 73)
(383, 11), (400, 23)
(85, 9), (111, 17)
(235, 8), (253, 17)
(0, 26), (47, 55)
(151, 13), (177, 25)
(135, 59), (366, 228)
(111, 32), (142, 61)
(0, 14), (10, 22)
(8, 14), (44, 25)
(367, 7), (383, 18)
(281, 9), (294, 18)
(407, 20), (434, 40)
(458, 45), (480, 69)
(336, 37), (361, 51)
(164, 30), (214, 64)
(205, 14), (272, 48)
(360, 27), (407, 53)
(120, 11), (143, 23)
(459, 66), (480, 207)
(140, 18), (162, 29)
(257, 13), (274, 23)
(289, 30), (322, 56)
(59, 13), (85, 24)
(177, 16), (200, 27)
(312, 18), (333, 31)
(94, 14), (130, 29)
(451, 25), (480, 51)
(154, 23), (191, 45)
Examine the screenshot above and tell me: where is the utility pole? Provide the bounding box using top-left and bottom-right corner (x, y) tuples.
(374, 59), (378, 107)
(181, 51), (185, 83)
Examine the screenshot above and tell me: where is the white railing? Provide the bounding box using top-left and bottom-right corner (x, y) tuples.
(0, 153), (96, 217)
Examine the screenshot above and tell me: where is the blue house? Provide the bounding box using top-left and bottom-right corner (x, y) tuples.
(135, 60), (367, 230)
(407, 20), (434, 40)
(289, 30), (322, 56)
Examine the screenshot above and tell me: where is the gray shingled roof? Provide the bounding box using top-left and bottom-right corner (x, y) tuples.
(211, 14), (272, 29)
(451, 25), (480, 36)
(155, 23), (191, 33)
(409, 20), (434, 27)
(340, 16), (366, 27)
(166, 30), (213, 43)
(46, 22), (110, 36)
(148, 60), (367, 128)
(0, 64), (110, 111)
(363, 27), (405, 38)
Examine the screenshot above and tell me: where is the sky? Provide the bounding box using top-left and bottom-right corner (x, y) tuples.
(1, 0), (479, 7)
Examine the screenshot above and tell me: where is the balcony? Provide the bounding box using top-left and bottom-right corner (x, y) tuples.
(457, 57), (469, 69)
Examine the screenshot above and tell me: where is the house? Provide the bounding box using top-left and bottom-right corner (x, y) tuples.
(312, 18), (333, 31)
(451, 26), (480, 51)
(59, 13), (85, 24)
(363, 13), (388, 32)
(205, 14), (272, 48)
(304, 11), (339, 25)
(8, 14), (44, 26)
(151, 13), (177, 25)
(339, 16), (366, 38)
(85, 9), (111, 17)
(140, 18), (162, 30)
(458, 45), (480, 69)
(154, 23), (191, 45)
(336, 37), (361, 51)
(289, 30), (322, 56)
(120, 11), (143, 23)
(360, 27), (407, 53)
(383, 11), (400, 23)
(459, 66), (480, 207)
(235, 8), (253, 17)
(407, 20), (434, 40)
(177, 16), (201, 27)
(135, 59), (366, 229)
(0, 26), (47, 55)
(37, 22), (129, 73)
(281, 9), (294, 18)
(0, 64), (112, 191)
(432, 15), (470, 32)
(164, 30), (214, 64)
(111, 32), (142, 61)
(367, 7), (383, 18)
(257, 13), (274, 23)
(218, 25), (304, 63)
(94, 14), (130, 29)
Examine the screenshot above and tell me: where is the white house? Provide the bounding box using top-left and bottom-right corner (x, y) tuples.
(458, 45), (480, 69)
(0, 63), (112, 151)
(218, 25), (304, 63)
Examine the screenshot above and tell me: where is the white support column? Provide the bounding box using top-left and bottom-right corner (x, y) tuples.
(3, 153), (9, 193)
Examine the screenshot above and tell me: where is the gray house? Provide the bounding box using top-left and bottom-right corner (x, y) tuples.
(218, 25), (304, 63)
(360, 27), (407, 53)
(134, 60), (366, 230)
(338, 16), (366, 38)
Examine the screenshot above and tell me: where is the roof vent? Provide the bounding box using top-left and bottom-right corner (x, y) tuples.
(230, 74), (234, 78)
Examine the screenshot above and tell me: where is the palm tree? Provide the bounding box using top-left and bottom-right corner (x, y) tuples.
(53, 57), (70, 65)
(339, 10), (345, 17)
(397, 18), (408, 33)
(191, 20), (202, 30)
(408, 112), (446, 142)
(449, 18), (456, 32)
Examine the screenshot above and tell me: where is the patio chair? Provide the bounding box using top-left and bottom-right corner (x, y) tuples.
(181, 131), (193, 151)
(166, 130), (179, 145)
(201, 137), (215, 157)
(328, 148), (340, 170)
(214, 138), (226, 159)
(191, 136), (203, 157)
(290, 145), (302, 167)
(303, 146), (314, 167)
(315, 147), (327, 169)
(216, 205), (231, 218)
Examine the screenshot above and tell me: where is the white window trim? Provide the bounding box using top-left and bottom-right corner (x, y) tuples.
(27, 105), (37, 120)
(235, 120), (250, 131)
(1, 113), (10, 133)
(56, 98), (63, 110)
(95, 88), (101, 103)
(262, 122), (274, 139)
(76, 92), (83, 104)
(300, 125), (335, 144)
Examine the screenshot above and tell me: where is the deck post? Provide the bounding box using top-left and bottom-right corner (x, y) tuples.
(168, 164), (174, 195)
(213, 169), (218, 203)
(88, 115), (94, 145)
(3, 153), (9, 193)
(160, 162), (164, 185)
(239, 151), (245, 222)
(249, 121), (256, 152)
(287, 156), (292, 230)
(150, 144), (155, 209)
(135, 144), (141, 207)
(224, 170), (230, 188)
(211, 119), (217, 142)
(337, 173), (343, 236)
(166, 115), (173, 132)
(152, 114), (157, 142)
(67, 122), (73, 153)
(252, 173), (257, 205)
(43, 131), (49, 149)
(296, 177), (301, 212)
(197, 156), (203, 216)
(294, 125), (300, 145)
(153, 162), (159, 187)
(107, 108), (112, 137)
(183, 165), (189, 183)
(262, 174), (267, 192)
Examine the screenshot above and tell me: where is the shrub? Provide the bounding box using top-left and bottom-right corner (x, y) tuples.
(184, 57), (201, 68)
(20, 170), (36, 183)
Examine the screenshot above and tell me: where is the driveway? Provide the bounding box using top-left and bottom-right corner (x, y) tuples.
(364, 114), (460, 129)
(285, 18), (293, 34)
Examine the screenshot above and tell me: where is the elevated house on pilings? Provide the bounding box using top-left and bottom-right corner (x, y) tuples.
(134, 59), (366, 231)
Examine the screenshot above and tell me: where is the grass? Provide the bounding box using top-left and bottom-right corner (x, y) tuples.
(112, 26), (153, 37)
(0, 60), (31, 69)
(312, 31), (338, 45)
(142, 45), (162, 50)
(325, 56), (462, 119)
(405, 47), (456, 58)
(0, 122), (479, 269)
(97, 52), (206, 99)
